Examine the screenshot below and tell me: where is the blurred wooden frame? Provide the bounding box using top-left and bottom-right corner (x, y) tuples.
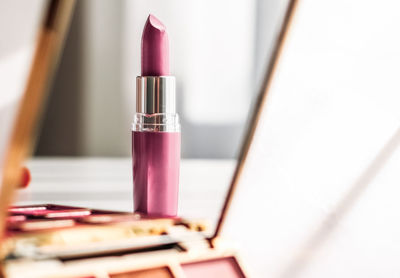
(0, 0), (75, 239)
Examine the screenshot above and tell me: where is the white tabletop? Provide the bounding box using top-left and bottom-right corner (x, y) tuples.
(15, 157), (235, 231)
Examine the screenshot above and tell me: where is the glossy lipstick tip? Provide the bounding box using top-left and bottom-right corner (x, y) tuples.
(147, 14), (166, 31)
(141, 14), (170, 76)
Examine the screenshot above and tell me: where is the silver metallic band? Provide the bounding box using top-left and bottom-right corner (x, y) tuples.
(132, 113), (180, 132)
(136, 76), (176, 114)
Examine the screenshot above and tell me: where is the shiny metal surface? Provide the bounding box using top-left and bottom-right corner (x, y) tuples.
(136, 76), (176, 114)
(132, 113), (180, 132)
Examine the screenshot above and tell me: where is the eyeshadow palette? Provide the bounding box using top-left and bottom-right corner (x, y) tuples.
(2, 204), (205, 258)
(2, 204), (247, 278)
(6, 204), (136, 232)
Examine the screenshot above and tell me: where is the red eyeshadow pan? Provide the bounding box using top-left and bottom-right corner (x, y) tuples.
(12, 208), (91, 218)
(6, 215), (26, 223)
(8, 206), (47, 213)
(182, 257), (245, 278)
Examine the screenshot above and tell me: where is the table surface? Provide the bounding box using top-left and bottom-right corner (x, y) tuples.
(16, 157), (236, 231)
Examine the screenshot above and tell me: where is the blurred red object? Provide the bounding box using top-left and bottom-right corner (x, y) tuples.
(19, 167), (31, 189)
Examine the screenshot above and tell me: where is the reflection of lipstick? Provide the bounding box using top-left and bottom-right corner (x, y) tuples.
(132, 15), (181, 217)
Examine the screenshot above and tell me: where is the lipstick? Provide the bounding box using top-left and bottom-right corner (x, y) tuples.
(132, 15), (181, 217)
(141, 15), (170, 76)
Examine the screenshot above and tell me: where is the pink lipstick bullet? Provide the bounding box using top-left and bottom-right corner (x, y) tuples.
(141, 14), (170, 76)
(132, 15), (181, 217)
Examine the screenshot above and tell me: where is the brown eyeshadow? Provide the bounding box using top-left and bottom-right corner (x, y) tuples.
(109, 267), (173, 278)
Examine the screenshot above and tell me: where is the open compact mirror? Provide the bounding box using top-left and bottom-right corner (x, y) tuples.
(3, 0), (400, 277)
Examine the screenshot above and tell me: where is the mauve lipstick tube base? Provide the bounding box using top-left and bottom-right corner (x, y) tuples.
(132, 131), (180, 217)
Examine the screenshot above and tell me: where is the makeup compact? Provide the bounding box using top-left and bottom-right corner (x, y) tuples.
(2, 203), (246, 277)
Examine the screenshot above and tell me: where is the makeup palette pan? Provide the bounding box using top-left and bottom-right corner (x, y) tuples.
(110, 267), (174, 278)
(182, 257), (245, 278)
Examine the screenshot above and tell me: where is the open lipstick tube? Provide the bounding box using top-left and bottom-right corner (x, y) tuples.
(132, 15), (181, 217)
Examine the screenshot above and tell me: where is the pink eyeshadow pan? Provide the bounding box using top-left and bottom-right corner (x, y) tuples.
(182, 257), (245, 278)
(8, 206), (47, 213)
